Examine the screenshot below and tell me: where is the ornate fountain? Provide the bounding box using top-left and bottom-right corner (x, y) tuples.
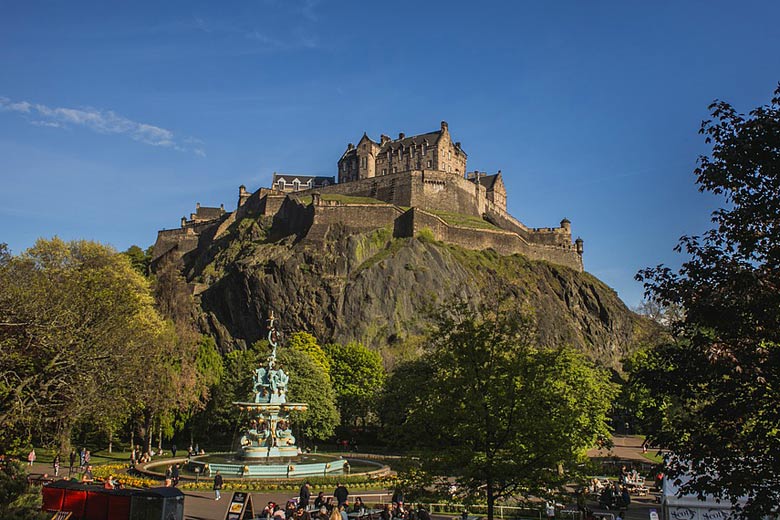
(187, 312), (347, 478)
(233, 311), (308, 459)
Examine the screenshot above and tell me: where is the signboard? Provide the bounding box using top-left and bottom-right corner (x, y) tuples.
(225, 491), (255, 520)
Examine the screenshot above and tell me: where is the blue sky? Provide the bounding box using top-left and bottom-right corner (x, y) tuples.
(1, 1), (779, 307)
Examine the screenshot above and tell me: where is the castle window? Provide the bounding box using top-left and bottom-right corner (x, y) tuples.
(361, 156), (367, 168)
(293, 180), (300, 191)
(392, 166), (397, 173)
(427, 160), (432, 168)
(382, 168), (387, 175)
(278, 180), (286, 190)
(448, 150), (452, 160)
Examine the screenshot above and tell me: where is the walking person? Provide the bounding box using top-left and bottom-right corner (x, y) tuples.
(68, 450), (76, 476)
(299, 481), (312, 510)
(333, 482), (349, 508)
(213, 470), (223, 501)
(27, 448), (36, 466)
(53, 454), (60, 477)
(172, 444), (177, 458)
(171, 463), (180, 487)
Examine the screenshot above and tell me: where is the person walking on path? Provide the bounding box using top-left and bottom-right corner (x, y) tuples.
(299, 481), (312, 509)
(27, 448), (36, 466)
(333, 482), (349, 508)
(171, 463), (180, 487)
(53, 454), (60, 477)
(213, 470), (223, 501)
(172, 444), (177, 458)
(68, 450), (76, 476)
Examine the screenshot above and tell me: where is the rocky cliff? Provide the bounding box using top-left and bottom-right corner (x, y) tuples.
(174, 216), (653, 371)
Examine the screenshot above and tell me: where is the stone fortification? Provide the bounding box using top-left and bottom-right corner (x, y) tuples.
(152, 122), (584, 272)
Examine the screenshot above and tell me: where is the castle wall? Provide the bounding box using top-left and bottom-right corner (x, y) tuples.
(305, 202), (403, 242)
(407, 208), (583, 271)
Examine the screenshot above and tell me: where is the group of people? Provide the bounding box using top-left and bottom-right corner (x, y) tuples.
(164, 463), (182, 487)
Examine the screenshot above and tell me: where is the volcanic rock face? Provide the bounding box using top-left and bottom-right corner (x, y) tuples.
(180, 218), (651, 371)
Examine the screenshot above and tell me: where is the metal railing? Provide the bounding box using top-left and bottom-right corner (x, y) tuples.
(335, 494), (580, 520)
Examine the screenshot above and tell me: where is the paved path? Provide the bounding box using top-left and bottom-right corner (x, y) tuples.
(22, 436), (661, 520)
(586, 435), (654, 463)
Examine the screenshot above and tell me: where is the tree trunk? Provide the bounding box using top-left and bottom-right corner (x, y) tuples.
(143, 410), (153, 454)
(158, 423), (162, 452)
(487, 478), (495, 520)
(130, 423), (135, 453)
(58, 421), (73, 458)
(108, 431), (113, 454)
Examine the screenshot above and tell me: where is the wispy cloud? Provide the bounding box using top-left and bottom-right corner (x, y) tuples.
(0, 96), (205, 155)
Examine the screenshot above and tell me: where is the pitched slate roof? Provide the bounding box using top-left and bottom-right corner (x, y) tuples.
(379, 131), (443, 154)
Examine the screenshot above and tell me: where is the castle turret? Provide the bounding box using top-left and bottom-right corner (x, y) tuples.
(560, 218), (571, 233)
(181, 216), (187, 228)
(575, 237), (584, 255)
(238, 185), (250, 207)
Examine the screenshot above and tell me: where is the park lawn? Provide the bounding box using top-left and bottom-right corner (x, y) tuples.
(641, 451), (664, 464)
(27, 447), (135, 466)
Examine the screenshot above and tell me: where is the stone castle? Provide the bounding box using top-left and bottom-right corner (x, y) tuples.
(152, 122), (584, 271)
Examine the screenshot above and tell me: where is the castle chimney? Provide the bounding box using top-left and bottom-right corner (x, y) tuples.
(239, 185), (247, 196)
(575, 237), (584, 255)
(196, 202), (201, 209)
(347, 143), (354, 150)
(220, 203), (225, 211)
(441, 121), (448, 132)
(380, 134), (390, 145)
(399, 132), (405, 140)
(455, 141), (461, 149)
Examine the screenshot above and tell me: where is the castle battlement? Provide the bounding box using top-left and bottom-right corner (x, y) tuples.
(152, 123), (584, 272)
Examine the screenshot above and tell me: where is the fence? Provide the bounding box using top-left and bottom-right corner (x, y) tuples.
(341, 494), (581, 520)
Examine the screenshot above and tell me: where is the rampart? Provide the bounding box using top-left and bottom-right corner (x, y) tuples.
(402, 208), (583, 271)
(152, 171), (583, 272)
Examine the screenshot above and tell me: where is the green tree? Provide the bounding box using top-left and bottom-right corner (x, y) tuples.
(0, 460), (49, 520)
(324, 341), (386, 427)
(188, 342), (260, 447)
(634, 84), (780, 518)
(0, 238), (179, 454)
(384, 303), (616, 519)
(122, 244), (153, 276)
(277, 335), (339, 442)
(287, 331), (332, 378)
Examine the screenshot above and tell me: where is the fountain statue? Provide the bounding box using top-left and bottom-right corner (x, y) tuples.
(182, 312), (354, 478)
(234, 311), (308, 459)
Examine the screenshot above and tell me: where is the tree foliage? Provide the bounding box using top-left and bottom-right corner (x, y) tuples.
(382, 302), (616, 519)
(323, 341), (386, 427)
(633, 84), (780, 517)
(0, 238), (178, 453)
(278, 333), (339, 442)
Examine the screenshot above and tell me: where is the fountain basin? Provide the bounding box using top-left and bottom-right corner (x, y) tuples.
(188, 453), (347, 478)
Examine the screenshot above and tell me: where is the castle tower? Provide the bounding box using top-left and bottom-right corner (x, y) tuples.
(356, 133), (380, 179)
